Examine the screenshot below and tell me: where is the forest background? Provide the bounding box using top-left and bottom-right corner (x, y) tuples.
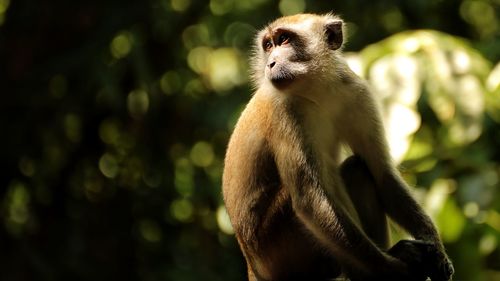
(1, 0), (499, 280)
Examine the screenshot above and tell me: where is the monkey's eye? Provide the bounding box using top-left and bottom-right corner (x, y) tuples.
(262, 39), (273, 52)
(277, 33), (290, 45)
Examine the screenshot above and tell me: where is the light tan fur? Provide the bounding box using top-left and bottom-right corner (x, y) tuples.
(223, 13), (453, 281)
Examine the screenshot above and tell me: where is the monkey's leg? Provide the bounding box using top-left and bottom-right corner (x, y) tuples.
(340, 155), (389, 249)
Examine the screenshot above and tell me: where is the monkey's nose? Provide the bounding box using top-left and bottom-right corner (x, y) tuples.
(268, 61), (276, 69)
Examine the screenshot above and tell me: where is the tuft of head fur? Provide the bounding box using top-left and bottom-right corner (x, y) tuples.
(250, 13), (348, 90)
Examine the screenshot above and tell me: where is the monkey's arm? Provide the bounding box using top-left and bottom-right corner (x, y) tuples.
(274, 146), (410, 278)
(348, 113), (442, 245)
(343, 88), (453, 280)
(381, 171), (441, 243)
(377, 170), (454, 280)
(337, 84), (441, 243)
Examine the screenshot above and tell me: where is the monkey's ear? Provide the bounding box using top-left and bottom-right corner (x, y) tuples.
(325, 21), (343, 50)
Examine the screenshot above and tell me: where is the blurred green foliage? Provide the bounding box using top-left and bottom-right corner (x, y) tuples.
(0, 0), (499, 280)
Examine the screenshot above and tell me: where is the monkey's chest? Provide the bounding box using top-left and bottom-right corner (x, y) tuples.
(304, 109), (341, 171)
(310, 133), (343, 197)
(305, 116), (359, 223)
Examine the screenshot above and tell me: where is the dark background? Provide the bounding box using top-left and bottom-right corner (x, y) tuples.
(1, 0), (499, 280)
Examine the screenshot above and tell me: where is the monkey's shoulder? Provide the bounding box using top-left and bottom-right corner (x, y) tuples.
(232, 93), (284, 139)
(224, 96), (274, 173)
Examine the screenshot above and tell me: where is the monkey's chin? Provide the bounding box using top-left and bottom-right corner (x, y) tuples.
(270, 77), (294, 89)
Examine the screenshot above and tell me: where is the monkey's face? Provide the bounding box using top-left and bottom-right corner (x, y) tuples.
(251, 14), (344, 90)
(261, 30), (309, 89)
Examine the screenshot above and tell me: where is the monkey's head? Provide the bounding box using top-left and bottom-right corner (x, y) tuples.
(251, 13), (345, 91)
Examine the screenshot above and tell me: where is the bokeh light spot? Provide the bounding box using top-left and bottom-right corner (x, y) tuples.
(7, 181), (30, 225)
(208, 48), (245, 92)
(139, 219), (162, 242)
(188, 47), (245, 92)
(190, 141), (214, 167)
(84, 174), (104, 203)
(486, 62), (500, 92)
(279, 0), (305, 16)
(452, 50), (471, 74)
(99, 119), (121, 145)
(479, 233), (497, 255)
(210, 0), (234, 15)
(224, 22), (254, 47)
(437, 197), (466, 242)
(160, 71), (182, 95)
(487, 211), (500, 232)
(64, 113), (82, 143)
(345, 53), (364, 77)
(171, 0), (191, 12)
(385, 104), (421, 162)
(170, 198), (194, 222)
(233, 0), (268, 10)
(425, 178), (456, 218)
(0, 0), (10, 13)
(18, 157), (36, 177)
(184, 78), (207, 97)
(182, 24), (210, 49)
(127, 89), (149, 119)
(381, 7), (403, 32)
(187, 47), (211, 74)
(110, 31), (133, 59)
(460, 0), (497, 39)
(99, 153), (119, 178)
(463, 201), (479, 218)
(174, 158), (194, 197)
(216, 205), (234, 234)
(0, 0), (10, 26)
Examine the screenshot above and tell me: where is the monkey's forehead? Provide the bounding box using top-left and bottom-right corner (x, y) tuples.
(260, 13), (342, 36)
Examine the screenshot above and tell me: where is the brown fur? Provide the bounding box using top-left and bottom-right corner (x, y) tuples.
(223, 13), (453, 281)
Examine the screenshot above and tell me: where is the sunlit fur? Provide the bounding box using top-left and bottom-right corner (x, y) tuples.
(224, 13), (453, 281)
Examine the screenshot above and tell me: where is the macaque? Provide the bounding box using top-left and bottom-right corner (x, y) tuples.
(222, 13), (453, 281)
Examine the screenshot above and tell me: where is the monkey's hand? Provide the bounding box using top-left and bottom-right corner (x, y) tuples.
(388, 239), (454, 281)
(426, 244), (454, 281)
(388, 240), (430, 281)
